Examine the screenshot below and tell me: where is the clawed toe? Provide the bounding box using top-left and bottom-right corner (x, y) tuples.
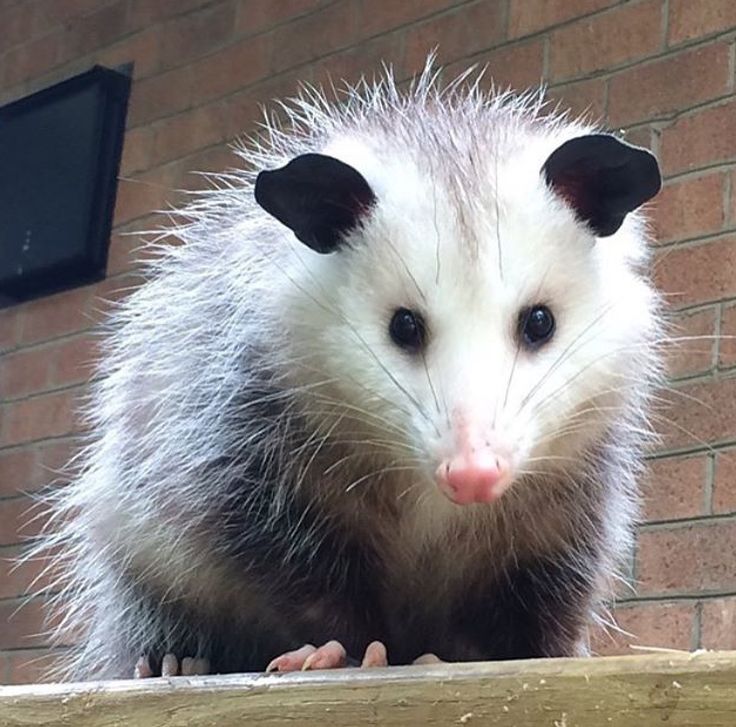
(361, 640), (388, 667)
(266, 644), (317, 673)
(134, 653), (210, 678)
(267, 639), (391, 673)
(180, 656), (210, 675)
(134, 655), (153, 678)
(267, 640), (348, 672)
(301, 640), (347, 670)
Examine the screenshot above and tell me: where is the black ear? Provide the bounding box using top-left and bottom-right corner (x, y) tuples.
(254, 153), (376, 253)
(542, 134), (661, 237)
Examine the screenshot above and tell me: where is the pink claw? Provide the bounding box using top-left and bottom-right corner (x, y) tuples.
(301, 640), (347, 670)
(266, 644), (317, 673)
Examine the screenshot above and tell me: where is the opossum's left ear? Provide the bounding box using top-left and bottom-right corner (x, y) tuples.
(542, 134), (661, 237)
(254, 153), (376, 253)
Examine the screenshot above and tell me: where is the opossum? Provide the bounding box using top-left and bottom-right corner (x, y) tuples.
(40, 63), (663, 680)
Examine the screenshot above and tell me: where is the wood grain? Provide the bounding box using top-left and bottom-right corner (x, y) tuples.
(1, 651), (735, 726)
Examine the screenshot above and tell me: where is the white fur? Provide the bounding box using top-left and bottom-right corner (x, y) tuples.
(34, 60), (663, 678)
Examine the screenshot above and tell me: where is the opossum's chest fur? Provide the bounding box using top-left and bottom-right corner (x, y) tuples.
(134, 435), (603, 671)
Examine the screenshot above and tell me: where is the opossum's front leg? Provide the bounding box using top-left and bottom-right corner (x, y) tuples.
(134, 653), (210, 677)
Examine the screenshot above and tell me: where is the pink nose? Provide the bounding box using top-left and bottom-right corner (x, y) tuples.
(436, 453), (511, 505)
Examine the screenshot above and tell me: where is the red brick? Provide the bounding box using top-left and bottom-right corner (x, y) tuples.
(271, 2), (358, 75)
(720, 303), (736, 369)
(96, 28), (162, 80)
(701, 596), (736, 650)
(18, 287), (92, 346)
(0, 449), (37, 499)
(87, 274), (146, 319)
(622, 127), (654, 150)
(113, 153), (222, 232)
(312, 33), (401, 90)
(107, 232), (139, 277)
(58, 0), (129, 61)
(236, 0), (324, 36)
(638, 519), (736, 595)
(4, 649), (61, 684)
(666, 307), (717, 379)
(0, 547), (54, 601)
(0, 390), (80, 449)
(403, 2), (506, 75)
(509, 0), (616, 38)
(0, 348), (51, 400)
(651, 173), (726, 246)
(151, 102), (228, 166)
(590, 601), (694, 655)
(4, 54), (90, 103)
(656, 376), (736, 451)
(49, 335), (98, 388)
(713, 448), (736, 514)
(224, 76), (304, 140)
(356, 0), (459, 39)
(31, 0), (114, 30)
(654, 237), (736, 309)
(0, 496), (44, 547)
(35, 439), (78, 488)
(107, 216), (162, 276)
(642, 454), (707, 522)
(158, 2), (237, 70)
(1, 31), (61, 88)
(127, 65), (195, 128)
(188, 32), (272, 108)
(2, 2), (40, 50)
(547, 77), (607, 123)
(120, 126), (155, 176)
(113, 171), (177, 227)
(660, 100), (736, 176)
(609, 43), (732, 127)
(0, 310), (19, 353)
(162, 144), (242, 194)
(668, 0), (736, 46)
(0, 599), (51, 649)
(127, 0), (214, 30)
(474, 38), (546, 92)
(549, 0), (663, 82)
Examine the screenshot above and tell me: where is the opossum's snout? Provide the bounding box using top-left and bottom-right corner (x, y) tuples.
(436, 449), (512, 505)
(434, 420), (516, 506)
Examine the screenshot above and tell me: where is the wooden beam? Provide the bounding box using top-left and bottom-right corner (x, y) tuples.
(1, 651), (735, 726)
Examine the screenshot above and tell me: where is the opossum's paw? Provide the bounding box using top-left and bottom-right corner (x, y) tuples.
(266, 641), (344, 672)
(134, 654), (210, 678)
(412, 653), (443, 665)
(267, 640), (392, 672)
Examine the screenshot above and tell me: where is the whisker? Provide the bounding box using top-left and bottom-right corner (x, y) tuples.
(518, 303), (616, 416)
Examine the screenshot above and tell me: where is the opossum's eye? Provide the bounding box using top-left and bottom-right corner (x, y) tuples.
(519, 305), (555, 348)
(389, 308), (427, 352)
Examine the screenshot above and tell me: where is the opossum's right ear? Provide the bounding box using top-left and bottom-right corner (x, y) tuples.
(254, 153), (376, 253)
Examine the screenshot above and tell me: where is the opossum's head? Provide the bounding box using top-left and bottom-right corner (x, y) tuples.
(255, 129), (661, 507)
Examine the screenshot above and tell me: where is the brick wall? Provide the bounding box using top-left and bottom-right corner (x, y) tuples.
(0, 0), (735, 684)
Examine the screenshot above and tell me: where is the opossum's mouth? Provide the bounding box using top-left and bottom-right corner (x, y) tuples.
(435, 451), (513, 505)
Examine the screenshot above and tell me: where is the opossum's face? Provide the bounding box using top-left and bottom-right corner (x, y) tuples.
(256, 134), (661, 507)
